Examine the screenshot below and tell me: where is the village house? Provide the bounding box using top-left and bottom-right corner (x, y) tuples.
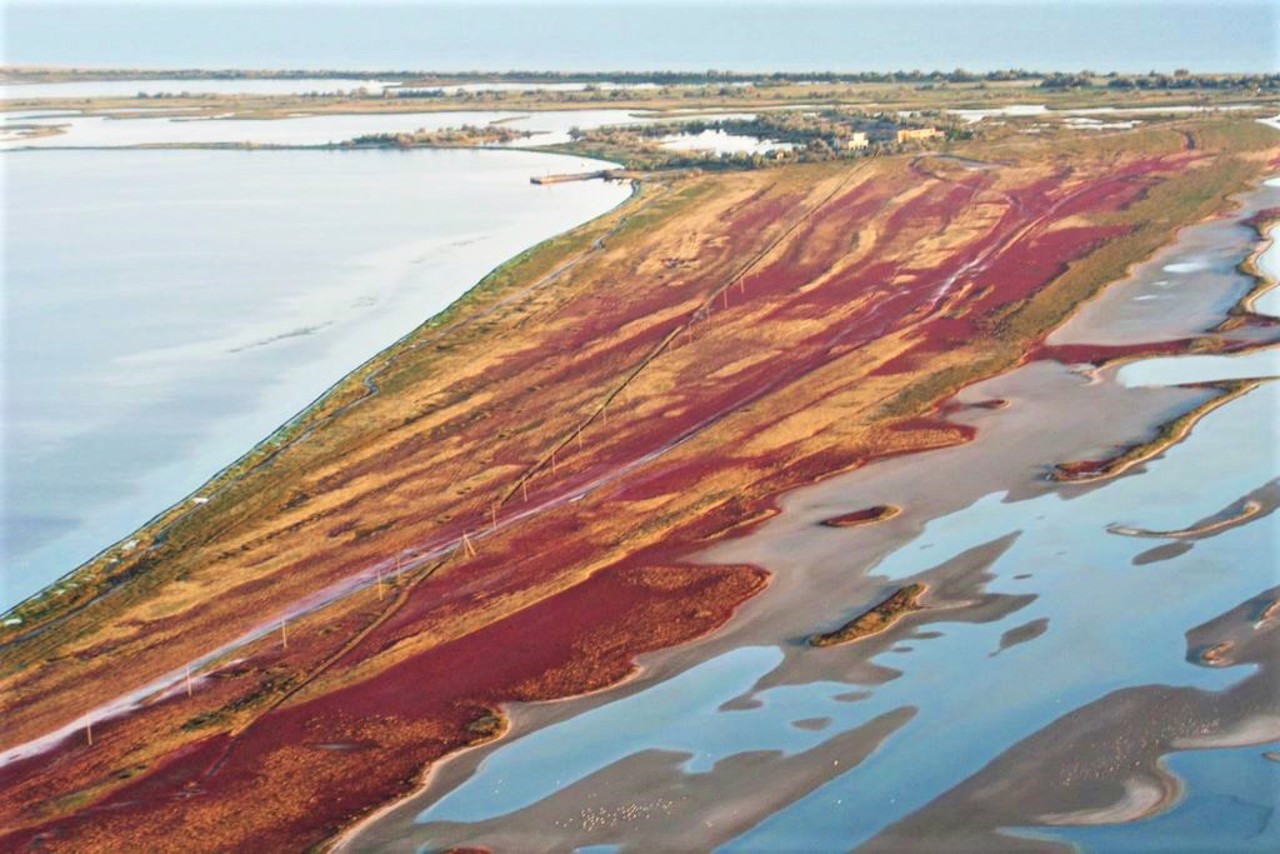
(896, 126), (943, 143)
(845, 131), (869, 149)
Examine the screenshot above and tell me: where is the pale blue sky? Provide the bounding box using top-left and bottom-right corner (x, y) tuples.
(4, 1), (1276, 73)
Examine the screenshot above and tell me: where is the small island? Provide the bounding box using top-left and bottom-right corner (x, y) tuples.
(820, 504), (902, 528)
(809, 583), (928, 647)
(345, 124), (535, 148)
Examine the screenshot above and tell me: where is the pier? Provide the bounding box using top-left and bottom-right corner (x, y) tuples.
(530, 169), (624, 185)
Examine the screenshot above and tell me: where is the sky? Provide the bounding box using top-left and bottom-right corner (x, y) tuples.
(3, 1), (1277, 73)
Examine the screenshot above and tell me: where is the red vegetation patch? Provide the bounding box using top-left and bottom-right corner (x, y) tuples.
(1, 562), (767, 853)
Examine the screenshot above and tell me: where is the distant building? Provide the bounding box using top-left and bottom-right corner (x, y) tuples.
(896, 127), (943, 143)
(845, 132), (869, 149)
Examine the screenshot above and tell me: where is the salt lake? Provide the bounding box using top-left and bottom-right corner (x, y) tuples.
(3, 146), (629, 608)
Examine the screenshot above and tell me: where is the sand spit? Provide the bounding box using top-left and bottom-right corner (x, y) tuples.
(1046, 180), (1280, 348)
(1231, 206), (1280, 317)
(819, 504), (901, 528)
(355, 710), (917, 854)
(1036, 775), (1177, 827)
(1109, 480), (1278, 540)
(808, 583), (927, 647)
(1050, 380), (1262, 484)
(862, 587), (1280, 852)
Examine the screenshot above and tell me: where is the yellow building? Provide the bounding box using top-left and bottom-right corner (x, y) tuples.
(845, 132), (870, 149)
(896, 127), (942, 143)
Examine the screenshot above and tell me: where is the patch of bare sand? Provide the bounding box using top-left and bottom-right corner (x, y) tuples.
(860, 586), (1280, 852)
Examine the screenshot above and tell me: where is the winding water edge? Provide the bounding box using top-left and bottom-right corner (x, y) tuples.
(338, 177), (1280, 852)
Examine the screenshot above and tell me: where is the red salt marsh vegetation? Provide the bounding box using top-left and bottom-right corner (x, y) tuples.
(2, 118), (1277, 852)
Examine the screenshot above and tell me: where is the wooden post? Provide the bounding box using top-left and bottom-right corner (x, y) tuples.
(86, 722), (93, 746)
(376, 567), (385, 601)
(280, 619), (288, 650)
(522, 479), (529, 503)
(186, 664), (194, 698)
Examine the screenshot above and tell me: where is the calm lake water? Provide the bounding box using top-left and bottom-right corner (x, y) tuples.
(1, 78), (396, 100)
(2, 147), (629, 609)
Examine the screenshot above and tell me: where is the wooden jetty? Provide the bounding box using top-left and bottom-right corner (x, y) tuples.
(531, 169), (624, 185)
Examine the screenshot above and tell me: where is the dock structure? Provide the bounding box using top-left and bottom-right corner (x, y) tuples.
(530, 169), (623, 185)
